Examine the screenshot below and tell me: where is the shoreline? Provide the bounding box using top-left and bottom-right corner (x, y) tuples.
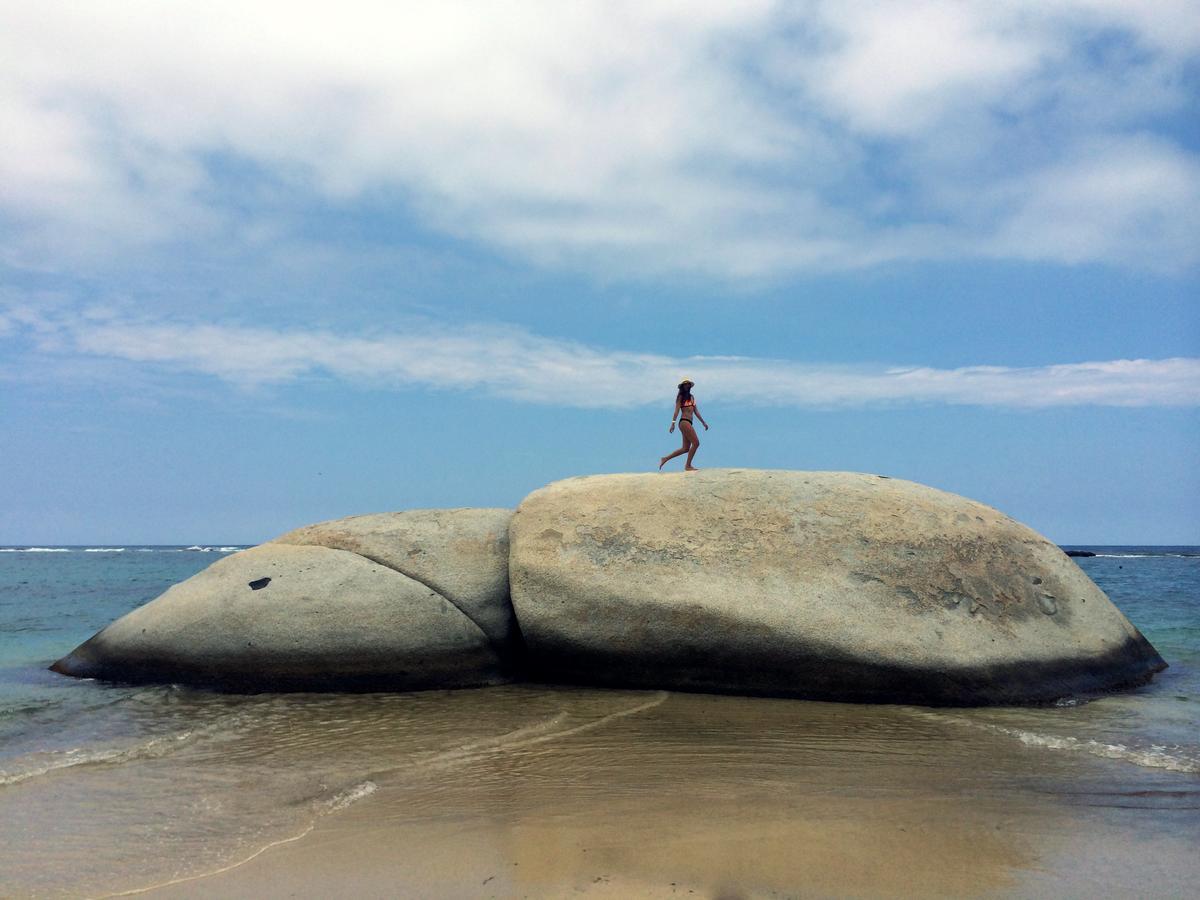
(118, 688), (1197, 900)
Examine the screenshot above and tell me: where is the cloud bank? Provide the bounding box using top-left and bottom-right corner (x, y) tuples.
(2, 1), (1198, 277)
(8, 307), (1198, 409)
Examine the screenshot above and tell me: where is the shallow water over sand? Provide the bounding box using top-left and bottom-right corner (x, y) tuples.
(2, 684), (1197, 898)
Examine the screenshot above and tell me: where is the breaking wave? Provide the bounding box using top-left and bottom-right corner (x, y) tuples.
(321, 779), (378, 812)
(0, 731), (200, 787)
(911, 709), (1200, 774)
(997, 727), (1200, 773)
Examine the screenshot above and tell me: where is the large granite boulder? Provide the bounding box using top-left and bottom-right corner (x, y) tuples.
(509, 470), (1166, 705)
(52, 509), (518, 690)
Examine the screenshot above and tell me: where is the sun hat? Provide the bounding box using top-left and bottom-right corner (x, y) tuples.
(678, 376), (694, 386)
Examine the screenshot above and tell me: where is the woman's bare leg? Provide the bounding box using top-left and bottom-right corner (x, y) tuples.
(659, 431), (690, 469)
(681, 422), (700, 470)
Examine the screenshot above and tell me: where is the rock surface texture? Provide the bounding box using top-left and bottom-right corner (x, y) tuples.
(509, 470), (1166, 705)
(52, 509), (517, 690)
(273, 509), (518, 654)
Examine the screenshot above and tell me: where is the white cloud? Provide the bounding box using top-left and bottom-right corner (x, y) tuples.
(10, 308), (1199, 409)
(1, 1), (1198, 276)
(784, 2), (1048, 138)
(985, 136), (1200, 267)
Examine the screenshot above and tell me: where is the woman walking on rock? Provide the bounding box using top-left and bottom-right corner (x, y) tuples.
(659, 377), (709, 471)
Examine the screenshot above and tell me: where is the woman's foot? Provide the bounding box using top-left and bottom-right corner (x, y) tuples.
(658, 457), (668, 471)
(685, 465), (699, 471)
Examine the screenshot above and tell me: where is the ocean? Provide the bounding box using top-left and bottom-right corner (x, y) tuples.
(1, 546), (1197, 897)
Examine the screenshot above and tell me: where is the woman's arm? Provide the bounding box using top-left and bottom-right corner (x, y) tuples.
(670, 399), (680, 432)
(695, 405), (709, 430)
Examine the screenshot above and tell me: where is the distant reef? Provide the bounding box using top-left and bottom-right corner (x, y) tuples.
(51, 470), (1166, 706)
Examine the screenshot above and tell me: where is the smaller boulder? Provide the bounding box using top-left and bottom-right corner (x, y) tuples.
(274, 508), (518, 654)
(52, 508), (519, 691)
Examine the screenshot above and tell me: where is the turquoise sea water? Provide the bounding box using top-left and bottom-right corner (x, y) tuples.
(0, 547), (246, 783)
(0, 545), (1197, 896)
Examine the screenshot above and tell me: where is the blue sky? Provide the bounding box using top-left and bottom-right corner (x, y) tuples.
(2, 2), (1198, 544)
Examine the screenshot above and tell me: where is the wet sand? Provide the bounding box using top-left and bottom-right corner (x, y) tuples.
(137, 804), (1198, 899)
(124, 688), (1197, 900)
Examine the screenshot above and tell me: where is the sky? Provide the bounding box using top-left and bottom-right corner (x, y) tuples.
(1, 0), (1198, 544)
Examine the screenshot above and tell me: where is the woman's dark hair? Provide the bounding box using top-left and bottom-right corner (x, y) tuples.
(676, 382), (693, 404)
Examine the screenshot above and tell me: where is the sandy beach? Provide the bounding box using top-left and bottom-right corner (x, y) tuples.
(138, 806), (1196, 900)
(97, 687), (1195, 900)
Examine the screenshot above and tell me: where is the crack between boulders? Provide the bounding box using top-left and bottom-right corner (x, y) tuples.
(279, 542), (493, 643)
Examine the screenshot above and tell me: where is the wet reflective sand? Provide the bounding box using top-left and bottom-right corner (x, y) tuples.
(3, 685), (1186, 898)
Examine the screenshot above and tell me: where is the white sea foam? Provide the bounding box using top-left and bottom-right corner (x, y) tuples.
(0, 730), (197, 787)
(999, 727), (1200, 773)
(910, 709), (1200, 774)
(321, 780), (378, 812)
(407, 690), (670, 776)
(0, 547), (71, 552)
(84, 548), (126, 552)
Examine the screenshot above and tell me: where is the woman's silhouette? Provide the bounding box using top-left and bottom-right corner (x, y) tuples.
(659, 377), (709, 471)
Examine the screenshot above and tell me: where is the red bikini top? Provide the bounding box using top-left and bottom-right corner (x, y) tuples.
(681, 397), (696, 409)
